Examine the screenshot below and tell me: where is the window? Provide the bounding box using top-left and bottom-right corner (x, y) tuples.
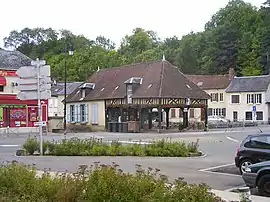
(208, 108), (213, 116)
(91, 104), (98, 124)
(255, 94), (262, 104)
(247, 94), (262, 104)
(245, 111), (252, 120)
(219, 93), (224, 102)
(0, 86), (3, 92)
(70, 105), (75, 122)
(210, 93), (218, 102)
(211, 108), (226, 117)
(80, 104), (86, 122)
(249, 136), (270, 149)
(231, 95), (240, 103)
(189, 109), (195, 118)
(170, 109), (176, 118)
(256, 111), (263, 120)
(178, 109), (183, 117)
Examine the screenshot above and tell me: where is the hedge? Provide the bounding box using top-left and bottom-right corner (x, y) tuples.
(0, 161), (225, 202)
(23, 137), (201, 157)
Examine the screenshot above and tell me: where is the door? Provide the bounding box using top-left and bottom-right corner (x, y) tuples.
(233, 111), (238, 122)
(248, 135), (270, 163)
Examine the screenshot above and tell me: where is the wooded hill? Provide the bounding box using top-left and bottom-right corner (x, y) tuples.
(3, 0), (270, 81)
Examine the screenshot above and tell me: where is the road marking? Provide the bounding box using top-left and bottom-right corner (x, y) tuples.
(226, 136), (240, 143)
(0, 145), (20, 147)
(199, 163), (235, 172)
(199, 169), (242, 178)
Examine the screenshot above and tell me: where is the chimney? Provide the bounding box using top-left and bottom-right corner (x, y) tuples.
(229, 68), (236, 80)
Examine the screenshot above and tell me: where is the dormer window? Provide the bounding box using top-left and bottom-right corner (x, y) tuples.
(124, 77), (143, 104)
(79, 82), (95, 99)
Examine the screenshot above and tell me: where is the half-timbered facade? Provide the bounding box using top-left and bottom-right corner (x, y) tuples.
(65, 59), (210, 132)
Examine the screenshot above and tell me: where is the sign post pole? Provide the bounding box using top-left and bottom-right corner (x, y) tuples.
(30, 58), (46, 156)
(16, 59), (51, 156)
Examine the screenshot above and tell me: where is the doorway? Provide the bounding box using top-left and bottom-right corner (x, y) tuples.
(233, 111), (238, 122)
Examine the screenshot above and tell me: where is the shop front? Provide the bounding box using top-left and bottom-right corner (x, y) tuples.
(0, 95), (48, 128)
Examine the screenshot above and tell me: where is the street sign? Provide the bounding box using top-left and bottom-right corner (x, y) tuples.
(17, 90), (51, 100)
(17, 83), (51, 91)
(16, 65), (50, 78)
(252, 105), (256, 112)
(34, 121), (47, 126)
(16, 77), (51, 85)
(31, 60), (46, 66)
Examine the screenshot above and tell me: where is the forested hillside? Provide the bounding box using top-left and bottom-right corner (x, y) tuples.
(3, 0), (270, 81)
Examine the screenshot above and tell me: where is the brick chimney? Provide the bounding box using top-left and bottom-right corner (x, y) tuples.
(229, 68), (236, 80)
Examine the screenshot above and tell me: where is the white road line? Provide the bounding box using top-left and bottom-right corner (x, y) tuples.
(0, 145), (20, 147)
(226, 136), (240, 143)
(199, 163), (235, 172)
(199, 170), (242, 178)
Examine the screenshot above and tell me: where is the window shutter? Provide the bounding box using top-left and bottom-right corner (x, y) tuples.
(75, 105), (79, 122)
(67, 105), (70, 123)
(91, 104), (98, 124)
(85, 104), (89, 123)
(78, 105), (81, 122)
(222, 108), (226, 117)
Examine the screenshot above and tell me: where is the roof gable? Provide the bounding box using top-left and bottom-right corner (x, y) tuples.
(225, 75), (270, 93)
(66, 60), (210, 102)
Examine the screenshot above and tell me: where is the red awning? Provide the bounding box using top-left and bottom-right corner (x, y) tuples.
(0, 76), (6, 86)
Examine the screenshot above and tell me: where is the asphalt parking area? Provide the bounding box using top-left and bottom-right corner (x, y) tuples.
(199, 164), (263, 196)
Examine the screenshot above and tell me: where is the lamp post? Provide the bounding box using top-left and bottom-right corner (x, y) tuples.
(63, 41), (74, 138)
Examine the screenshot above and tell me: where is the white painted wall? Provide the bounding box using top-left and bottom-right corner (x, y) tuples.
(226, 92), (269, 122)
(1, 76), (19, 94)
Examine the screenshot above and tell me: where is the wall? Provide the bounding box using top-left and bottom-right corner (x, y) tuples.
(1, 76), (19, 94)
(66, 100), (106, 126)
(226, 92), (268, 122)
(48, 95), (65, 117)
(168, 88), (227, 122)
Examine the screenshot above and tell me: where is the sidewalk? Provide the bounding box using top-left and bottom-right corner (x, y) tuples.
(212, 189), (269, 202)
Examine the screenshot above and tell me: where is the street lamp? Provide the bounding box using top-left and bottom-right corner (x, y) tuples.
(63, 41), (74, 137)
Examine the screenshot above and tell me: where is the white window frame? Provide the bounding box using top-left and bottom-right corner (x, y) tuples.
(255, 94), (262, 104)
(210, 93), (218, 102)
(231, 94), (240, 104)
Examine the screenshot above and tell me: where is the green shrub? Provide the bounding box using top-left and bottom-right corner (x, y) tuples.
(24, 137), (201, 157)
(23, 136), (39, 155)
(0, 162), (225, 202)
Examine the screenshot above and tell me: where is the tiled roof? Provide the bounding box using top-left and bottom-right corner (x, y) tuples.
(186, 74), (231, 90)
(66, 60), (210, 103)
(51, 82), (83, 96)
(225, 75), (270, 93)
(0, 49), (32, 70)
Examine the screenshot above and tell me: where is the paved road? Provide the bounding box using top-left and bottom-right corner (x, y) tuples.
(0, 126), (270, 192)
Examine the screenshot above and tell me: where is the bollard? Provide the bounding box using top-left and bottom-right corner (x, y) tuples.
(238, 187), (252, 202)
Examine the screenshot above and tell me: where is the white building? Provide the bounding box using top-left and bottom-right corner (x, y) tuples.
(225, 75), (270, 123)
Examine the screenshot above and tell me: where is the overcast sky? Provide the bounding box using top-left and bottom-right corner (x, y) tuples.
(0, 0), (265, 48)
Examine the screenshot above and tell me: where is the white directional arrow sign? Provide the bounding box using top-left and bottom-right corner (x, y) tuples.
(16, 77), (51, 85)
(16, 65), (50, 78)
(17, 90), (51, 100)
(17, 83), (51, 91)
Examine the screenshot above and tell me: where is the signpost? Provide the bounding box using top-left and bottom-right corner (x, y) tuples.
(252, 104), (256, 121)
(16, 59), (51, 156)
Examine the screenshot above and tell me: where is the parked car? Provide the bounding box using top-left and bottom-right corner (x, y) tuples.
(242, 161), (270, 197)
(208, 116), (228, 123)
(235, 133), (270, 174)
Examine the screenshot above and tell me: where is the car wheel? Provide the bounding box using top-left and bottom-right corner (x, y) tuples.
(258, 174), (270, 197)
(239, 159), (253, 174)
